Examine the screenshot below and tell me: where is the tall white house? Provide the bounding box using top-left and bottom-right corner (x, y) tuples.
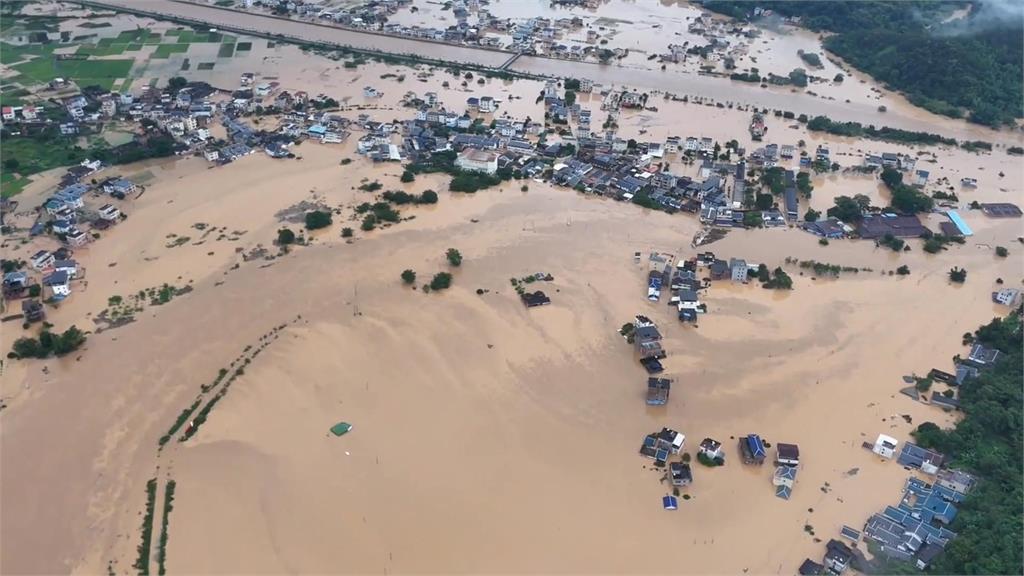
(456, 148), (498, 174)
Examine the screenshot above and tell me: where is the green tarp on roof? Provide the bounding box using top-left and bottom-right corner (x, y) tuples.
(330, 422), (353, 436)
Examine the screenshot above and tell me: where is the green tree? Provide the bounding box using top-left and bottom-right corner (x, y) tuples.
(341, 227), (354, 238)
(827, 196), (863, 222)
(995, 246), (1009, 257)
(401, 269), (416, 285)
(11, 337), (43, 359)
(305, 210), (332, 230)
(400, 170), (415, 183)
(949, 267), (967, 283)
(804, 208), (820, 222)
(743, 211), (763, 228)
(419, 189), (438, 204)
(276, 228), (296, 245)
(446, 248), (463, 267)
(564, 90), (576, 107)
(429, 272), (453, 291)
(881, 166), (903, 189)
(166, 76), (188, 91)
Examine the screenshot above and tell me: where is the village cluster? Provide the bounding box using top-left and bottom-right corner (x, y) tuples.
(626, 309), (1001, 574)
(6, 66), (1020, 365)
(233, 0), (778, 70)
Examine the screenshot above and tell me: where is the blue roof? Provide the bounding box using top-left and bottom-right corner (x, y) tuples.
(746, 434), (766, 459)
(662, 495), (678, 509)
(946, 211), (973, 236)
(775, 485), (792, 500)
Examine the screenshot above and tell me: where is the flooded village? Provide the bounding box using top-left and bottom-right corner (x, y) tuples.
(1, 1), (1022, 575)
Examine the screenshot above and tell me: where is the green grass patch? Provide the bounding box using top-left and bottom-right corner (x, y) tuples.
(217, 43), (235, 58)
(0, 86), (30, 107)
(125, 43), (143, 52)
(152, 44), (189, 59)
(1, 172), (33, 198)
(215, 0), (234, 6)
(0, 42), (55, 65)
(143, 35), (162, 45)
(12, 56), (134, 91)
(97, 36), (116, 47)
(196, 62), (215, 71)
(235, 41), (252, 52)
(2, 135), (90, 176)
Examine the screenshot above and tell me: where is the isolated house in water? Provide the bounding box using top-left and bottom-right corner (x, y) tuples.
(729, 258), (748, 282)
(634, 317), (665, 360)
(668, 462), (693, 486)
(699, 437), (723, 461)
(740, 434), (767, 465)
(773, 465), (798, 499)
(873, 434), (898, 459)
(776, 443), (800, 466)
(646, 377), (671, 405)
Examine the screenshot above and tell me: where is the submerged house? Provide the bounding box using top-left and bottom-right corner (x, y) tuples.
(739, 434), (767, 465)
(640, 427), (686, 465)
(776, 443), (800, 467)
(698, 437), (723, 461)
(646, 377), (671, 405)
(668, 461), (693, 486)
(634, 317), (665, 360)
(873, 434), (898, 459)
(773, 465), (798, 499)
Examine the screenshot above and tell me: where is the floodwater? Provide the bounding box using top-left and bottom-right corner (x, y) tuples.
(3, 139), (1018, 573)
(1, 4), (1023, 574)
(85, 0), (1018, 143)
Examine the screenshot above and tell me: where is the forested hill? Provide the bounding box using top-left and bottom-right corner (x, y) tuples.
(703, 1), (1024, 127)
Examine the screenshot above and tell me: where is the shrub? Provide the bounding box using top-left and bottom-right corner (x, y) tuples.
(360, 215), (377, 231)
(276, 228), (296, 245)
(400, 170), (415, 183)
(896, 265), (910, 275)
(28, 284), (41, 298)
(446, 248), (463, 267)
(948, 267), (967, 283)
(401, 269), (416, 285)
(341, 227), (354, 238)
(819, 238), (829, 246)
(429, 272), (453, 291)
(305, 210), (332, 230)
(359, 180), (383, 192)
(697, 452), (724, 467)
(995, 246), (1009, 257)
(419, 189), (438, 204)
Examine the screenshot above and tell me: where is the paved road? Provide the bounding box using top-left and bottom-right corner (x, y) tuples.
(84, 0), (1008, 142)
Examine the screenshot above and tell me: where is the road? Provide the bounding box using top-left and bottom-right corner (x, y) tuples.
(82, 0), (1010, 142)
